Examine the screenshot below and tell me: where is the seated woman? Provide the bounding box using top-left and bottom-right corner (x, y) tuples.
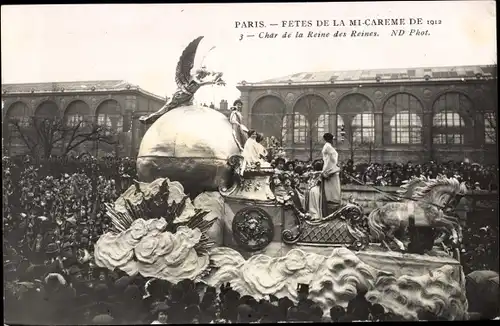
(242, 130), (271, 169)
(255, 133), (269, 162)
(303, 160), (324, 221)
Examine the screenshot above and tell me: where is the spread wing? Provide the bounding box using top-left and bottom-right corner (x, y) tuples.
(175, 36), (204, 88)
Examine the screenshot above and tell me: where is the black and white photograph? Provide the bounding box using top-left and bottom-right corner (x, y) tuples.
(2, 1), (498, 324)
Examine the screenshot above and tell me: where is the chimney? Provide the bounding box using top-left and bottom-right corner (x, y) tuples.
(220, 99), (228, 111)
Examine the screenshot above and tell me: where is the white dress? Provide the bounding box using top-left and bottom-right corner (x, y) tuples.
(302, 143), (341, 220)
(229, 110), (249, 151)
(242, 138), (271, 167)
(321, 142), (341, 205)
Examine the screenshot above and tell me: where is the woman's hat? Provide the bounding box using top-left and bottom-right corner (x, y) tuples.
(68, 265), (81, 275)
(45, 243), (60, 254)
(44, 273), (67, 286)
(153, 302), (169, 314)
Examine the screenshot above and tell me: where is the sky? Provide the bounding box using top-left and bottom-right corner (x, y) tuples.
(1, 1), (497, 106)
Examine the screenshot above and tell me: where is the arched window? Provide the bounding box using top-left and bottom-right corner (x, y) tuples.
(390, 112), (422, 144)
(384, 93), (423, 144)
(293, 94), (329, 144)
(484, 112), (497, 144)
(432, 92), (471, 145)
(65, 100), (90, 127)
(316, 114), (330, 142)
(336, 94), (375, 145)
(96, 100), (123, 132)
(293, 113), (308, 144)
(352, 113), (374, 143)
(250, 96), (287, 143)
(5, 102), (31, 151)
(35, 101), (59, 120)
(6, 102), (30, 127)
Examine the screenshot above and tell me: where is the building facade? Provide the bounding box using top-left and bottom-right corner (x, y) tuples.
(237, 65), (498, 164)
(2, 80), (165, 157)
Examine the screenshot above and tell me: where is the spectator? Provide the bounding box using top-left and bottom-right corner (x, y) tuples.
(151, 302), (169, 324)
(330, 305), (346, 322)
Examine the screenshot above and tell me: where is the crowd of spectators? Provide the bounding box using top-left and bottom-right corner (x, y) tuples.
(2, 154), (499, 323)
(265, 135), (498, 190)
(4, 258), (435, 324)
(268, 156), (498, 190)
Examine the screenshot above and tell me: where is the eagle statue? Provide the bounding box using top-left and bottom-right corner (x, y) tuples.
(140, 36), (226, 124)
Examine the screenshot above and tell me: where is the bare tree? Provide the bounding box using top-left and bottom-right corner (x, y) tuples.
(62, 120), (118, 157)
(348, 138), (375, 163)
(8, 116), (117, 159)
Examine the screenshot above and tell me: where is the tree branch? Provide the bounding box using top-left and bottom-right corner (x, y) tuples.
(63, 123), (117, 155)
(8, 120), (37, 154)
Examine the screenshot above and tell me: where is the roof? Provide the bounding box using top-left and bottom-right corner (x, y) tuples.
(243, 65), (497, 87)
(1, 80), (165, 101)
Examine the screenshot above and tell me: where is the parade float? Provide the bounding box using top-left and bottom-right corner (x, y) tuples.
(95, 36), (470, 320)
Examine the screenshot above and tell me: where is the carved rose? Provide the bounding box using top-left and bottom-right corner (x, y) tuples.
(130, 219), (148, 240)
(94, 233), (136, 271)
(135, 235), (162, 264)
(145, 218), (167, 236)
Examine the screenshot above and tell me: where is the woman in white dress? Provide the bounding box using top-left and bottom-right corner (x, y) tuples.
(242, 131), (271, 167)
(255, 133), (268, 162)
(303, 160), (324, 220)
(242, 130), (259, 164)
(320, 132), (341, 216)
(229, 99), (249, 151)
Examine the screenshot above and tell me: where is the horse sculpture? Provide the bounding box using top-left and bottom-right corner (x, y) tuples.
(367, 175), (468, 251)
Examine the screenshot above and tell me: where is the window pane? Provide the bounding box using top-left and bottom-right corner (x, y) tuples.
(433, 134), (445, 144)
(67, 114), (84, 127)
(98, 115), (106, 126)
(115, 117), (123, 132)
(352, 113), (374, 143)
(293, 113), (308, 143)
(432, 93), (469, 145)
(485, 112), (497, 144)
(390, 111), (422, 144)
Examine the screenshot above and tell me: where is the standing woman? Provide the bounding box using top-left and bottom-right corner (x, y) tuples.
(229, 99), (249, 151)
(321, 133), (341, 216)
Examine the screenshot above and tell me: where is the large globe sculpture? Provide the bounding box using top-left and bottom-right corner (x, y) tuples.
(137, 105), (240, 196)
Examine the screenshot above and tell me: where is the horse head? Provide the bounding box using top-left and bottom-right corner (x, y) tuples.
(412, 175), (468, 210)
